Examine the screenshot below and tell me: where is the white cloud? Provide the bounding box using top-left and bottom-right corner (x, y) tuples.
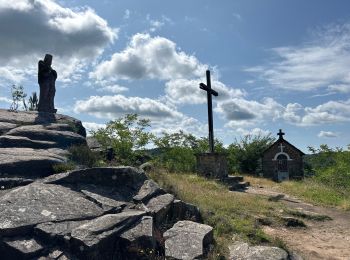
(74, 94), (183, 121)
(91, 33), (206, 81)
(217, 97), (283, 128)
(123, 9), (130, 19)
(301, 99), (350, 125)
(327, 84), (350, 93)
(246, 22), (350, 91)
(82, 122), (106, 135)
(97, 84), (128, 94)
(0, 96), (12, 103)
(165, 78), (245, 105)
(318, 131), (338, 138)
(0, 0), (117, 82)
(236, 127), (271, 137)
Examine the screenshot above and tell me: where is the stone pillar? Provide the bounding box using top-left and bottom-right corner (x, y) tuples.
(196, 153), (228, 179)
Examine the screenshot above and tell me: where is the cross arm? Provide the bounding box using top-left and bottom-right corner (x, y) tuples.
(199, 83), (218, 96)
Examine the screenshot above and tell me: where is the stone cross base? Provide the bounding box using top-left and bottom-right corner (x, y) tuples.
(196, 153), (228, 179)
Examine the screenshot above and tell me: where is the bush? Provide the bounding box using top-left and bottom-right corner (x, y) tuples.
(307, 145), (350, 191)
(154, 131), (225, 172)
(68, 145), (103, 168)
(92, 114), (154, 166)
(227, 134), (275, 174)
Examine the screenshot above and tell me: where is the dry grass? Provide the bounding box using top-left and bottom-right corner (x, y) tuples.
(148, 170), (286, 258)
(245, 175), (350, 210)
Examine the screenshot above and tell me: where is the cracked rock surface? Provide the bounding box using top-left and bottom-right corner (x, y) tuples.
(0, 167), (211, 259)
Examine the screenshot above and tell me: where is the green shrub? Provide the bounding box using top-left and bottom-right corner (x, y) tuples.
(68, 145), (103, 168)
(227, 134), (275, 174)
(92, 114), (154, 166)
(52, 162), (76, 173)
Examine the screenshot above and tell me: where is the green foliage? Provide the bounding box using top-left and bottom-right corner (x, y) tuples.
(52, 162), (76, 173)
(28, 92), (38, 111)
(227, 134), (275, 174)
(307, 145), (350, 191)
(68, 145), (103, 168)
(10, 84), (27, 111)
(154, 130), (225, 172)
(92, 114), (154, 166)
(154, 130), (197, 172)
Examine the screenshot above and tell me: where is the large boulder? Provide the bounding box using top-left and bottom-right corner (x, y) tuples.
(0, 149), (210, 259)
(0, 109), (87, 178)
(0, 183), (104, 236)
(229, 242), (289, 260)
(0, 148), (67, 177)
(163, 220), (213, 260)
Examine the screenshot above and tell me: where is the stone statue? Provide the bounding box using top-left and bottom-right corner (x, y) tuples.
(38, 54), (57, 113)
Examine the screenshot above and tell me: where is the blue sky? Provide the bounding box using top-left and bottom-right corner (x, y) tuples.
(1, 0), (350, 152)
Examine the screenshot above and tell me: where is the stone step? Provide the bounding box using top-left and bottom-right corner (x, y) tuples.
(0, 135), (58, 149)
(0, 177), (34, 190)
(6, 125), (86, 149)
(229, 181), (250, 191)
(225, 176), (244, 185)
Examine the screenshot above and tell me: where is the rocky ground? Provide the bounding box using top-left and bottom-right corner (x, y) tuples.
(0, 110), (214, 259)
(0, 109), (86, 177)
(246, 186), (350, 260)
(0, 167), (212, 259)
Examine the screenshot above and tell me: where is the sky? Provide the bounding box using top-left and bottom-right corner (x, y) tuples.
(1, 0), (350, 153)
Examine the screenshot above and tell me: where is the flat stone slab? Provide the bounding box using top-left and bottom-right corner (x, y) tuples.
(0, 122), (17, 135)
(133, 179), (165, 203)
(0, 183), (104, 236)
(35, 220), (89, 242)
(71, 210), (146, 248)
(0, 148), (66, 176)
(229, 242), (289, 260)
(0, 109), (86, 137)
(0, 135), (58, 149)
(146, 193), (174, 225)
(164, 220), (213, 260)
(0, 177), (34, 189)
(81, 189), (126, 212)
(6, 125), (86, 148)
(1, 237), (44, 259)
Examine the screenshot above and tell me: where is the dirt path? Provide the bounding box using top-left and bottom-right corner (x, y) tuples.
(246, 186), (350, 260)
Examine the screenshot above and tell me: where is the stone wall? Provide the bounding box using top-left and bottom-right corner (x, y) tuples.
(196, 153), (228, 179)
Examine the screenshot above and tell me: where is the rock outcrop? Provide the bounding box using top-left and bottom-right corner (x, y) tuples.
(0, 109), (86, 177)
(229, 242), (289, 260)
(0, 167), (212, 259)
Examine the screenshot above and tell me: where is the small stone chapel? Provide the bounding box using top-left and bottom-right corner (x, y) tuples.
(262, 129), (304, 181)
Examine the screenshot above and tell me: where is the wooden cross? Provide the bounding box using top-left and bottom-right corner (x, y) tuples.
(277, 129), (285, 140)
(199, 70), (218, 153)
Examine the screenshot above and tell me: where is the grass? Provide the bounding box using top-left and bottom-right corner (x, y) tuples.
(148, 170), (286, 258)
(245, 175), (350, 210)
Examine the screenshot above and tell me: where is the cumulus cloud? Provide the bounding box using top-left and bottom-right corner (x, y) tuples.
(74, 94), (183, 121)
(327, 84), (350, 93)
(217, 97), (283, 127)
(0, 0), (117, 82)
(165, 78), (245, 105)
(236, 127), (271, 137)
(82, 122), (106, 135)
(97, 84), (128, 94)
(318, 131), (338, 138)
(280, 99), (350, 126)
(246, 22), (350, 91)
(91, 33), (206, 81)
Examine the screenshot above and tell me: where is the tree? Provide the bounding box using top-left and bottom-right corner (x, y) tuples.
(227, 134), (275, 174)
(92, 114), (154, 166)
(28, 92), (39, 111)
(154, 130), (198, 172)
(10, 84), (27, 111)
